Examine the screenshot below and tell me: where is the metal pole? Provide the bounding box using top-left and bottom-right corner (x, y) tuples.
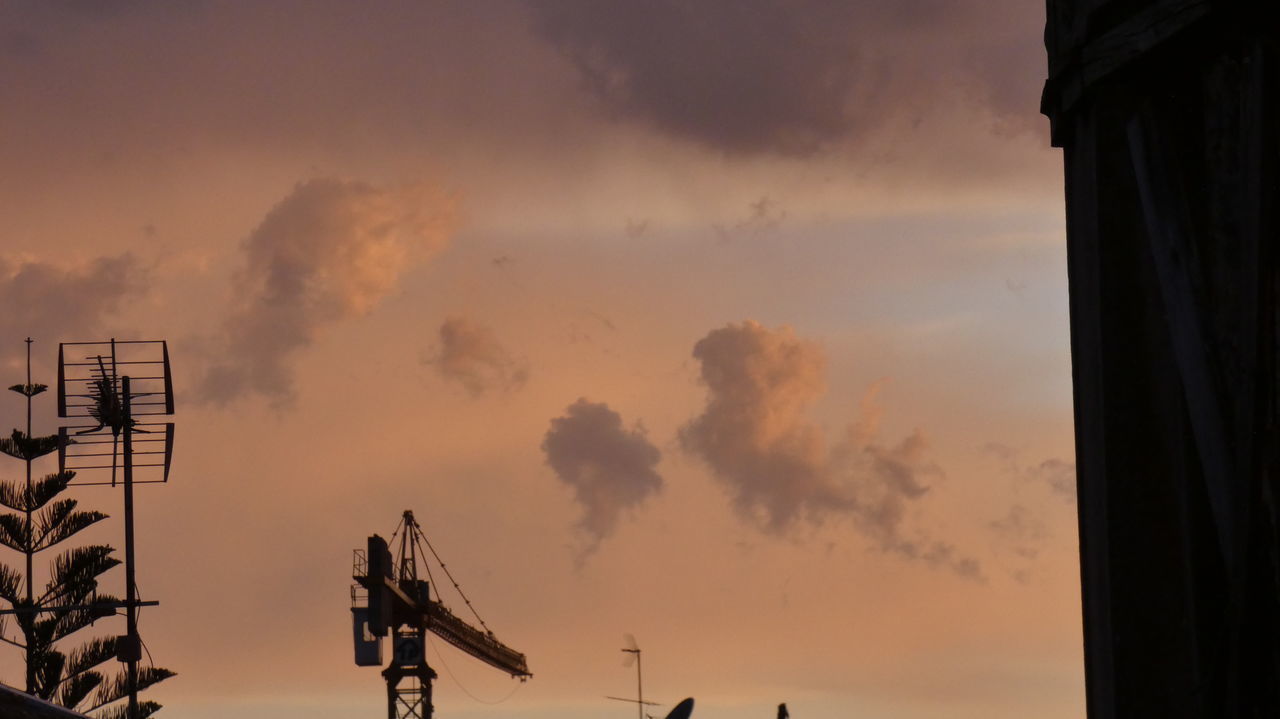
(122, 376), (139, 719)
(636, 649), (643, 719)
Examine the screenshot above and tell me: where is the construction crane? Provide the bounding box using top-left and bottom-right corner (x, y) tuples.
(351, 510), (531, 719)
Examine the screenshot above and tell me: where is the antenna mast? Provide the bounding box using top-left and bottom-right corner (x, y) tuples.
(57, 339), (177, 718)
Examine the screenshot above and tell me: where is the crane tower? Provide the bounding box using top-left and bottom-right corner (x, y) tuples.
(351, 510), (531, 719)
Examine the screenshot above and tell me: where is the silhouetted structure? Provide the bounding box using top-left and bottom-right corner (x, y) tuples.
(56, 340), (177, 719)
(0, 340), (173, 719)
(351, 510), (530, 719)
(605, 634), (657, 719)
(1042, 3), (1278, 717)
(0, 682), (92, 719)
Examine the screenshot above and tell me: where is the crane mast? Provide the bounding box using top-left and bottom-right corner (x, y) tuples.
(352, 510), (531, 719)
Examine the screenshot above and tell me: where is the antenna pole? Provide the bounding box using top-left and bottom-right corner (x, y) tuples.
(636, 649), (643, 719)
(122, 375), (139, 719)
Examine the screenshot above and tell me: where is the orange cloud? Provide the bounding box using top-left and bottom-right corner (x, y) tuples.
(199, 178), (455, 406)
(682, 320), (980, 578)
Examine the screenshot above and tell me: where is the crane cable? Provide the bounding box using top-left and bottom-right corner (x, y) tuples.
(410, 523), (493, 634)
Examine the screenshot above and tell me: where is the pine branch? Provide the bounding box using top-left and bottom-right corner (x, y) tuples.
(0, 429), (62, 461)
(59, 669), (103, 711)
(9, 383), (48, 397)
(63, 635), (119, 679)
(58, 638), (122, 709)
(0, 512), (30, 552)
(32, 646), (66, 700)
(34, 500), (107, 551)
(41, 545), (119, 606)
(38, 607), (107, 645)
(93, 700), (163, 719)
(87, 667), (176, 712)
(0, 560), (21, 603)
(0, 471), (75, 513)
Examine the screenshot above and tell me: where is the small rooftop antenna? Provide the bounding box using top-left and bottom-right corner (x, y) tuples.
(609, 633), (650, 719)
(57, 339), (175, 719)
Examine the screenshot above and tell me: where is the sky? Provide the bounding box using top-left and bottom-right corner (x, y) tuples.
(0, 2), (1081, 718)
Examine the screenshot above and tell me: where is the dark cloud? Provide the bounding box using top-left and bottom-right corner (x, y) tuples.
(983, 443), (1076, 502)
(0, 254), (147, 364)
(542, 399), (663, 557)
(1030, 458), (1076, 500)
(713, 196), (786, 243)
(989, 504), (1047, 561)
(426, 316), (529, 397)
(681, 321), (979, 577)
(199, 178), (454, 406)
(0, 2), (571, 184)
(528, 0), (1044, 155)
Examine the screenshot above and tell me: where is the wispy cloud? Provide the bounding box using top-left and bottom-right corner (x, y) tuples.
(426, 316), (529, 397)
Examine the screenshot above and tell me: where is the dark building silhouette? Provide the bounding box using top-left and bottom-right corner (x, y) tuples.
(1042, 2), (1278, 717)
(0, 683), (90, 719)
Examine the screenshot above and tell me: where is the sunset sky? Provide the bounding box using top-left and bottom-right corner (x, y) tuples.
(0, 2), (1081, 718)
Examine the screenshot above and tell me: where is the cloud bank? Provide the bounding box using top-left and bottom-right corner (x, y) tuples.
(681, 321), (978, 577)
(200, 178), (454, 406)
(427, 316), (529, 397)
(529, 0), (1044, 155)
(542, 399), (663, 557)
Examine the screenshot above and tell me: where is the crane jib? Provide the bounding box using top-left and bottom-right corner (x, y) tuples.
(424, 600), (532, 678)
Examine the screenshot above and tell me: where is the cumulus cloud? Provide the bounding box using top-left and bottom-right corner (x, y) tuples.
(528, 0), (1044, 155)
(0, 254), (147, 365)
(426, 316), (529, 397)
(542, 398), (663, 557)
(681, 321), (979, 577)
(199, 178), (454, 406)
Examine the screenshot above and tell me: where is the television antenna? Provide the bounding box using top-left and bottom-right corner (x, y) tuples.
(604, 634), (654, 719)
(57, 339), (175, 719)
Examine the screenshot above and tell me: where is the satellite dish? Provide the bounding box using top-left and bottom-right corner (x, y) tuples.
(664, 697), (694, 719)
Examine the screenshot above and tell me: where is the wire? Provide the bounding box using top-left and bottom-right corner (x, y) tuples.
(388, 515), (405, 552)
(133, 581), (157, 667)
(413, 527), (492, 634)
(426, 634), (523, 705)
(412, 531), (439, 600)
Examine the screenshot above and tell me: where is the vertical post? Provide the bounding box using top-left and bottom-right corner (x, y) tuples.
(636, 650), (643, 719)
(23, 338), (33, 695)
(122, 375), (139, 719)
(385, 672), (397, 719)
